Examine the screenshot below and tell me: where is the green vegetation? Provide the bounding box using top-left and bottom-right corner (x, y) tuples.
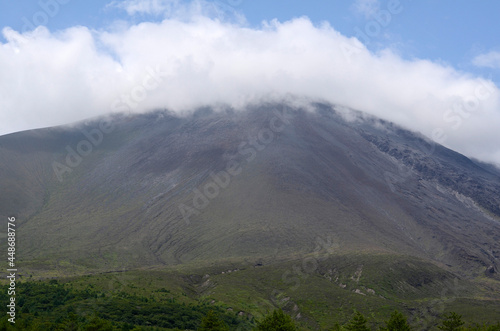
(199, 311), (230, 330)
(0, 277), (498, 331)
(0, 254), (499, 330)
(0, 280), (251, 330)
(344, 311), (370, 331)
(438, 312), (466, 331)
(380, 311), (411, 331)
(256, 309), (297, 331)
(467, 324), (500, 331)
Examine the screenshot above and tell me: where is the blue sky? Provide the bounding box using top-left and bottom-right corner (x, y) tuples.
(243, 0), (500, 77)
(1, 0), (499, 81)
(0, 0), (500, 164)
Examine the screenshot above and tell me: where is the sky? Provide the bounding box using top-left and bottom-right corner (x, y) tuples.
(0, 0), (500, 165)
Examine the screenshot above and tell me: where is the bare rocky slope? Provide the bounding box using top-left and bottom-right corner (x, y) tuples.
(0, 102), (499, 279)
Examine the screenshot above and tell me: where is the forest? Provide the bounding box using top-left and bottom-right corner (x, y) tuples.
(1, 280), (499, 330)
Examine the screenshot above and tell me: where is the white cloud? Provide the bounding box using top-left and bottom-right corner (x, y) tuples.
(472, 51), (500, 69)
(107, 0), (179, 16)
(1, 7), (500, 166)
(106, 0), (245, 23)
(352, 0), (381, 19)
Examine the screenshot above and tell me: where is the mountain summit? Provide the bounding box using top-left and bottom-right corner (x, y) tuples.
(1, 103), (499, 278)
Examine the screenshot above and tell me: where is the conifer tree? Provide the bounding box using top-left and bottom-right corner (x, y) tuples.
(198, 310), (229, 331)
(256, 309), (297, 331)
(438, 312), (465, 331)
(345, 311), (370, 331)
(380, 310), (411, 331)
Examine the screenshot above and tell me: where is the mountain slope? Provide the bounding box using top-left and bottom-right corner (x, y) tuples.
(0, 103), (499, 279)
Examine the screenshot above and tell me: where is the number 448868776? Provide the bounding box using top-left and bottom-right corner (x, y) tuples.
(7, 217), (16, 268)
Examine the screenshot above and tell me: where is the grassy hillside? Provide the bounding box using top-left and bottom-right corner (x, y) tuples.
(3, 253), (499, 330)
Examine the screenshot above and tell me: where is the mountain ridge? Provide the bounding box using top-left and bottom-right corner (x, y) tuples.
(1, 102), (499, 280)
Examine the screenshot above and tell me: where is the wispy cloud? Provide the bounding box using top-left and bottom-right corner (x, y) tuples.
(1, 3), (500, 165)
(352, 0), (381, 19)
(107, 0), (180, 16)
(106, 0), (245, 23)
(473, 51), (500, 69)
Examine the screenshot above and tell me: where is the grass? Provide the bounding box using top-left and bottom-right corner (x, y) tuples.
(6, 252), (496, 330)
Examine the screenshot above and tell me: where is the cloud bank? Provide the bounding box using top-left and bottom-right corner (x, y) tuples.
(1, 4), (500, 165)
(473, 51), (500, 69)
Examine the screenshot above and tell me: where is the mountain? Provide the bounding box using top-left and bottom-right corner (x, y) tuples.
(1, 102), (499, 281)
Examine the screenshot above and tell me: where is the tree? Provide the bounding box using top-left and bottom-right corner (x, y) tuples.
(329, 323), (343, 331)
(467, 323), (500, 331)
(345, 311), (370, 331)
(82, 314), (114, 331)
(256, 309), (297, 331)
(380, 310), (411, 331)
(438, 312), (465, 331)
(198, 310), (229, 331)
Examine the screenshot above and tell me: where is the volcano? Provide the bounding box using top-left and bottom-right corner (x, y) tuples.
(1, 102), (499, 279)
